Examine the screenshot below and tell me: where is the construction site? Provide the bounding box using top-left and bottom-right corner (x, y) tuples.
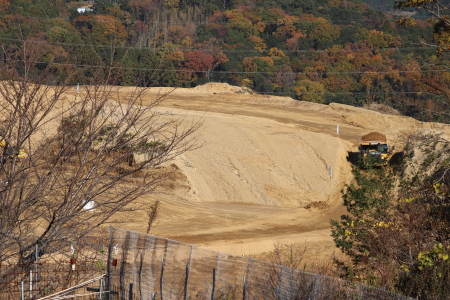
(2, 82), (449, 299)
(111, 83), (450, 262)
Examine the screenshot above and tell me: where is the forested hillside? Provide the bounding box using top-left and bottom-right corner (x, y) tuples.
(1, 0), (449, 122)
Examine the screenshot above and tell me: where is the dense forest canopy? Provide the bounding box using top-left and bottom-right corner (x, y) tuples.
(0, 0), (449, 122)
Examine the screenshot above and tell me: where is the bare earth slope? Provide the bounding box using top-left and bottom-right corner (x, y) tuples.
(110, 83), (450, 262)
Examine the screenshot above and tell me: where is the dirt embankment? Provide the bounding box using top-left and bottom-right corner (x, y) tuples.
(109, 83), (450, 262)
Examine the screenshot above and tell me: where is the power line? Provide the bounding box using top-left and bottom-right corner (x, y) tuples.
(9, 58), (448, 76)
(0, 37), (439, 55)
(10, 10), (435, 25)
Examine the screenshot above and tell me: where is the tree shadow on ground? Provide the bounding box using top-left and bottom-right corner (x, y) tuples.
(346, 151), (360, 165)
(389, 151), (404, 165)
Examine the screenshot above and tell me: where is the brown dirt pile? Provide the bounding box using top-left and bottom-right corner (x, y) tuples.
(361, 132), (387, 142)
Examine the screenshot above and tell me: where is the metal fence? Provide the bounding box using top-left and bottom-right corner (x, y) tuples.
(0, 226), (412, 299)
(0, 261), (105, 299)
(0, 236), (108, 299)
(106, 226), (413, 300)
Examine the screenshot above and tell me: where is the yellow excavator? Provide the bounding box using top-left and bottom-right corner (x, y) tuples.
(358, 132), (394, 162)
(0, 139), (27, 159)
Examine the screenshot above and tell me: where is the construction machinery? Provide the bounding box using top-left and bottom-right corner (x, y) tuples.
(0, 139), (27, 159)
(358, 132), (393, 162)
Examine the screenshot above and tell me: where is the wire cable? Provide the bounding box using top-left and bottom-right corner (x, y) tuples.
(0, 37), (439, 54)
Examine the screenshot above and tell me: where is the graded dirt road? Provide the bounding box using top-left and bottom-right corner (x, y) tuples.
(112, 83), (450, 262)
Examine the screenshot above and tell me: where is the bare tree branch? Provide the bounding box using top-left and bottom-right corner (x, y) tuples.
(0, 39), (202, 265)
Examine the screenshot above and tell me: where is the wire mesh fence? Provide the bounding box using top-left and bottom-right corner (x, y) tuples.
(0, 226), (413, 299)
(107, 226), (413, 300)
(0, 233), (109, 299)
(0, 261), (104, 299)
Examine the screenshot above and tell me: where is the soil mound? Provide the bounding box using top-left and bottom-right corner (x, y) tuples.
(363, 103), (402, 115)
(192, 82), (254, 94)
(361, 132), (387, 142)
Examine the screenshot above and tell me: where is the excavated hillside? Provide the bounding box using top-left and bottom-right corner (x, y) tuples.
(103, 83), (450, 262)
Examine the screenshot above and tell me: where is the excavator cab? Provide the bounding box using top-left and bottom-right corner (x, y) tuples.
(359, 142), (391, 165)
(358, 132), (394, 166)
(359, 143), (388, 154)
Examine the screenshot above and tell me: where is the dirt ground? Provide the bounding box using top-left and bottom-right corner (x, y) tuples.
(108, 83), (450, 263)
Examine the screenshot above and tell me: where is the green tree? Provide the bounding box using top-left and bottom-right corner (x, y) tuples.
(42, 19), (83, 44)
(309, 23), (340, 42)
(331, 160), (395, 271)
(7, 0), (59, 18)
(224, 9), (258, 38)
(93, 0), (115, 14)
(355, 28), (401, 48)
(293, 79), (325, 103)
(331, 130), (450, 298)
(224, 29), (247, 46)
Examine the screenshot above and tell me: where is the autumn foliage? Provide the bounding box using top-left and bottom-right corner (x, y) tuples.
(184, 50), (214, 74)
(0, 0), (449, 121)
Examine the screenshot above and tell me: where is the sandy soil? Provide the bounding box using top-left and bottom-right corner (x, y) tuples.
(108, 83), (450, 263)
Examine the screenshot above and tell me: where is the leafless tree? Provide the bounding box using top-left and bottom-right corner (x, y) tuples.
(0, 39), (201, 266)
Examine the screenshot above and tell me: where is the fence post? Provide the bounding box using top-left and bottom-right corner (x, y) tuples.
(146, 236), (157, 296)
(312, 274), (319, 300)
(129, 283), (133, 300)
(184, 262), (190, 300)
(185, 245), (193, 300)
(29, 270), (32, 299)
(106, 226), (113, 300)
(99, 278), (104, 300)
(212, 251), (221, 300)
(243, 258), (252, 299)
(160, 257), (165, 300)
(211, 268), (216, 300)
(120, 231), (132, 300)
(278, 265), (283, 299)
(21, 281), (24, 300)
(35, 244), (39, 299)
(242, 275), (246, 300)
(139, 251), (143, 300)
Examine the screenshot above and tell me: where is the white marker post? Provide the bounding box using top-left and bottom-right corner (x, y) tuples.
(336, 124), (340, 138)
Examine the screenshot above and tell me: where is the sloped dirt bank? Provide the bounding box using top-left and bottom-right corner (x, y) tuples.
(108, 84), (450, 262)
